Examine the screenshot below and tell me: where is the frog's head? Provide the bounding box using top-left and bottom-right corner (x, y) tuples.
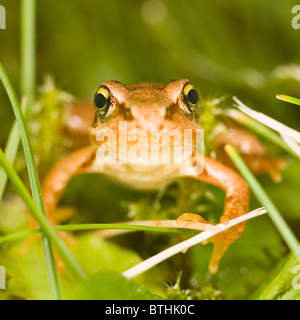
(90, 79), (201, 138)
(89, 79), (202, 167)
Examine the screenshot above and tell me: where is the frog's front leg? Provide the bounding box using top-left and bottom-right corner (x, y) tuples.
(178, 155), (250, 274)
(41, 145), (96, 222)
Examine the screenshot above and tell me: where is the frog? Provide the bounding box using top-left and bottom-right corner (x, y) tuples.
(41, 79), (284, 274)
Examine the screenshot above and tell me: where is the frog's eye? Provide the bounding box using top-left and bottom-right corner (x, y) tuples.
(94, 86), (111, 117)
(182, 83), (199, 114)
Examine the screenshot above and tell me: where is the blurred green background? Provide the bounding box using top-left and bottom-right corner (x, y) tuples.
(1, 0), (300, 300)
(1, 0), (300, 148)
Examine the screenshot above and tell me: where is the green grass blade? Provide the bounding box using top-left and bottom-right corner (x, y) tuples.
(0, 224), (285, 250)
(255, 254), (297, 300)
(0, 97), (27, 200)
(20, 0), (36, 106)
(0, 230), (38, 246)
(0, 62), (86, 297)
(225, 144), (300, 262)
(0, 62), (41, 210)
(19, 0), (62, 300)
(55, 224), (197, 235)
(0, 64), (62, 300)
(276, 94), (300, 107)
(0, 224), (198, 246)
(0, 62), (62, 300)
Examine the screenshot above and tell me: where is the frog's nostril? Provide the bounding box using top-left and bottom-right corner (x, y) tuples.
(165, 107), (173, 120)
(124, 109), (133, 120)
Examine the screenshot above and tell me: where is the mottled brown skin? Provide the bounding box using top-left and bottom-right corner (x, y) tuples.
(41, 79), (268, 274)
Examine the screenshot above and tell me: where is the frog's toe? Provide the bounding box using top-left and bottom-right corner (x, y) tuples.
(176, 213), (215, 226)
(176, 213), (216, 246)
(267, 158), (286, 182)
(242, 154), (286, 183)
(209, 243), (230, 274)
(176, 214), (243, 274)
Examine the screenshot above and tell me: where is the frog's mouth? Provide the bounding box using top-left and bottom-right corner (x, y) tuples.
(94, 142), (204, 190)
(94, 126), (203, 167)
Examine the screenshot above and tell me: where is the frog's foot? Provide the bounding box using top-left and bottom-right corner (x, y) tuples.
(176, 213), (239, 240)
(262, 157), (286, 183)
(176, 213), (216, 226)
(207, 216), (246, 274)
(176, 213), (242, 274)
(242, 154), (286, 183)
(208, 243), (230, 274)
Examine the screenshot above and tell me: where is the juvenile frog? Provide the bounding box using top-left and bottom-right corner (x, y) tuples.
(42, 79), (282, 273)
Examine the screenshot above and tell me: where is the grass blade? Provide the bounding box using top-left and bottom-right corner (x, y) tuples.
(19, 0), (62, 299)
(0, 62), (86, 298)
(225, 144), (300, 262)
(227, 108), (299, 159)
(255, 254), (297, 300)
(0, 97), (27, 200)
(229, 97), (300, 160)
(0, 62), (63, 299)
(122, 208), (266, 279)
(276, 94), (300, 107)
(0, 223), (201, 246)
(20, 0), (36, 106)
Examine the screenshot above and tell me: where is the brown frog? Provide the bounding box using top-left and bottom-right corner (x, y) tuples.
(42, 79), (283, 274)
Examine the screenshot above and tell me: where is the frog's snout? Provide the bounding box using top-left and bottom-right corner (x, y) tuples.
(129, 105), (167, 131)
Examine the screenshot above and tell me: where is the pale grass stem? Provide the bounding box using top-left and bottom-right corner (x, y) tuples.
(232, 96), (300, 157)
(122, 207), (266, 279)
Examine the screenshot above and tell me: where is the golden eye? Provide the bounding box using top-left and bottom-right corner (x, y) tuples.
(94, 86), (111, 117)
(183, 83), (199, 113)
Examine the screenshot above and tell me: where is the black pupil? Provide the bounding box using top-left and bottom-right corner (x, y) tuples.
(95, 93), (107, 109)
(187, 89), (198, 105)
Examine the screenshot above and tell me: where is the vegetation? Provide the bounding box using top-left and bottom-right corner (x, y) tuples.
(0, 0), (300, 300)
